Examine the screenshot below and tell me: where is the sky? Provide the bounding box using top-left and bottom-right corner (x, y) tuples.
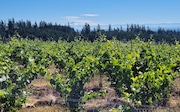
(1, 0), (180, 30)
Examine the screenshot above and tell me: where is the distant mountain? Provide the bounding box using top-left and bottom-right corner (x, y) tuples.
(72, 23), (180, 32)
(145, 23), (180, 31)
(106, 23), (180, 31)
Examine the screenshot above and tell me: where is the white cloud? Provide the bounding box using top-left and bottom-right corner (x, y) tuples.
(63, 15), (99, 26)
(82, 14), (99, 17)
(70, 19), (98, 26)
(64, 16), (80, 20)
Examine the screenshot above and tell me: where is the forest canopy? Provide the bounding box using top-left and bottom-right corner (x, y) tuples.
(0, 18), (180, 43)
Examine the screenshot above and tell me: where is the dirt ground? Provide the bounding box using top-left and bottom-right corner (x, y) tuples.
(18, 73), (180, 112)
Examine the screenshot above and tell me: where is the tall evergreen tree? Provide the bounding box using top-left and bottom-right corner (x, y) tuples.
(108, 24), (112, 32)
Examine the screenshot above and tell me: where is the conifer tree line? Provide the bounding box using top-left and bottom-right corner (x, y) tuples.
(0, 18), (180, 43)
